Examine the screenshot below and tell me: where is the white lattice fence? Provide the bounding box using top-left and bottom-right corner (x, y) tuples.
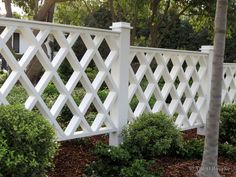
(222, 63), (236, 104)
(1, 18), (235, 145)
(0, 18), (132, 143)
(129, 46), (211, 130)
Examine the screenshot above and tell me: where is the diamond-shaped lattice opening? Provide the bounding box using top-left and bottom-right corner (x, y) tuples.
(85, 60), (99, 83)
(150, 57), (158, 73)
(131, 55), (140, 74)
(42, 82), (60, 109)
(158, 76), (165, 90)
(98, 81), (110, 103)
(181, 92), (187, 104)
(57, 104), (73, 130)
(6, 82), (28, 105)
(32, 105), (41, 114)
(196, 61), (200, 71)
(57, 58), (74, 84)
(25, 55), (46, 86)
(187, 110), (193, 119)
(165, 93), (172, 104)
(223, 73), (227, 79)
(84, 102), (98, 126)
(174, 76), (180, 89)
(172, 112), (179, 122)
(50, 34), (60, 52)
(149, 94), (157, 109)
(0, 69), (10, 88)
(140, 75), (148, 92)
(130, 94), (139, 112)
(188, 77), (193, 87)
(182, 61), (187, 72)
(71, 82), (87, 107)
(234, 73), (236, 78)
(194, 92), (199, 103)
(98, 39), (111, 60)
(72, 36), (87, 61)
(167, 59), (173, 72)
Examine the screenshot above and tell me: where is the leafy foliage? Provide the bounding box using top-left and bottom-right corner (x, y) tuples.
(120, 159), (162, 177)
(177, 138), (204, 159)
(84, 142), (131, 177)
(122, 113), (182, 159)
(0, 72), (7, 85)
(220, 104), (236, 145)
(219, 143), (236, 162)
(84, 142), (163, 177)
(0, 105), (58, 177)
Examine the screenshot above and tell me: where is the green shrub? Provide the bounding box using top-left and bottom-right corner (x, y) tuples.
(122, 113), (182, 159)
(98, 89), (108, 102)
(0, 72), (7, 84)
(120, 159), (162, 177)
(58, 59), (73, 83)
(86, 67), (98, 82)
(219, 143), (236, 161)
(84, 142), (131, 177)
(6, 85), (28, 105)
(220, 104), (236, 145)
(177, 138), (204, 159)
(0, 105), (58, 177)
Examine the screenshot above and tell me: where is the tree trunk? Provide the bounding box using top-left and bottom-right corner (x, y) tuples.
(109, 0), (115, 22)
(197, 0), (228, 177)
(3, 0), (12, 71)
(130, 5), (138, 45)
(5, 0), (12, 17)
(26, 1), (56, 84)
(149, 0), (160, 47)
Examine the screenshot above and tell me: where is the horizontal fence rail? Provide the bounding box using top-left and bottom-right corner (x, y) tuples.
(0, 18), (235, 144)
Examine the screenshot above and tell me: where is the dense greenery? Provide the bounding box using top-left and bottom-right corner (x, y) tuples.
(0, 105), (58, 177)
(84, 142), (163, 177)
(219, 104), (236, 145)
(122, 113), (182, 159)
(85, 107), (236, 176)
(84, 112), (181, 176)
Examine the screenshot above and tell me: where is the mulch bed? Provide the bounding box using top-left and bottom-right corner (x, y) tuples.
(48, 129), (236, 177)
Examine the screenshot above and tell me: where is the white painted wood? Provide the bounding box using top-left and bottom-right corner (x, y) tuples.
(0, 18), (234, 143)
(109, 22), (132, 146)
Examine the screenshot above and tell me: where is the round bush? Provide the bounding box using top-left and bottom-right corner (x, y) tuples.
(122, 113), (182, 159)
(0, 105), (58, 177)
(220, 104), (236, 145)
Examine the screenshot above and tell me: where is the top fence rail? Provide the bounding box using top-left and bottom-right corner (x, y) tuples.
(0, 17), (120, 36)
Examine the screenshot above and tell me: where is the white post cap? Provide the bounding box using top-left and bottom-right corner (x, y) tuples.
(200, 45), (214, 53)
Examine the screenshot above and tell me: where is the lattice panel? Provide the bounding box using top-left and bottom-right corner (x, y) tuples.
(222, 64), (236, 104)
(0, 18), (120, 140)
(129, 47), (209, 130)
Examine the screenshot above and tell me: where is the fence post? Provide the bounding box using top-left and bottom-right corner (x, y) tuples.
(109, 22), (132, 146)
(197, 45), (214, 135)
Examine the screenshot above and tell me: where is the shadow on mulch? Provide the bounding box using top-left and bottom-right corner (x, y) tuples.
(48, 129), (236, 177)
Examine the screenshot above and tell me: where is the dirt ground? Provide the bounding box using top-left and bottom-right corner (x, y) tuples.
(48, 129), (236, 177)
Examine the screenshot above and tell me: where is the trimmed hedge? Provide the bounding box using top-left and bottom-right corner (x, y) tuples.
(0, 105), (58, 177)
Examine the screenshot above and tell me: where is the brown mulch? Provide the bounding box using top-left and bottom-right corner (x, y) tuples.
(48, 129), (236, 177)
(156, 157), (236, 177)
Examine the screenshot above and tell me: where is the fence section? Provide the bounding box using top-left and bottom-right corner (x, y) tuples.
(0, 18), (235, 144)
(129, 46), (210, 130)
(222, 63), (236, 103)
(0, 18), (125, 141)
